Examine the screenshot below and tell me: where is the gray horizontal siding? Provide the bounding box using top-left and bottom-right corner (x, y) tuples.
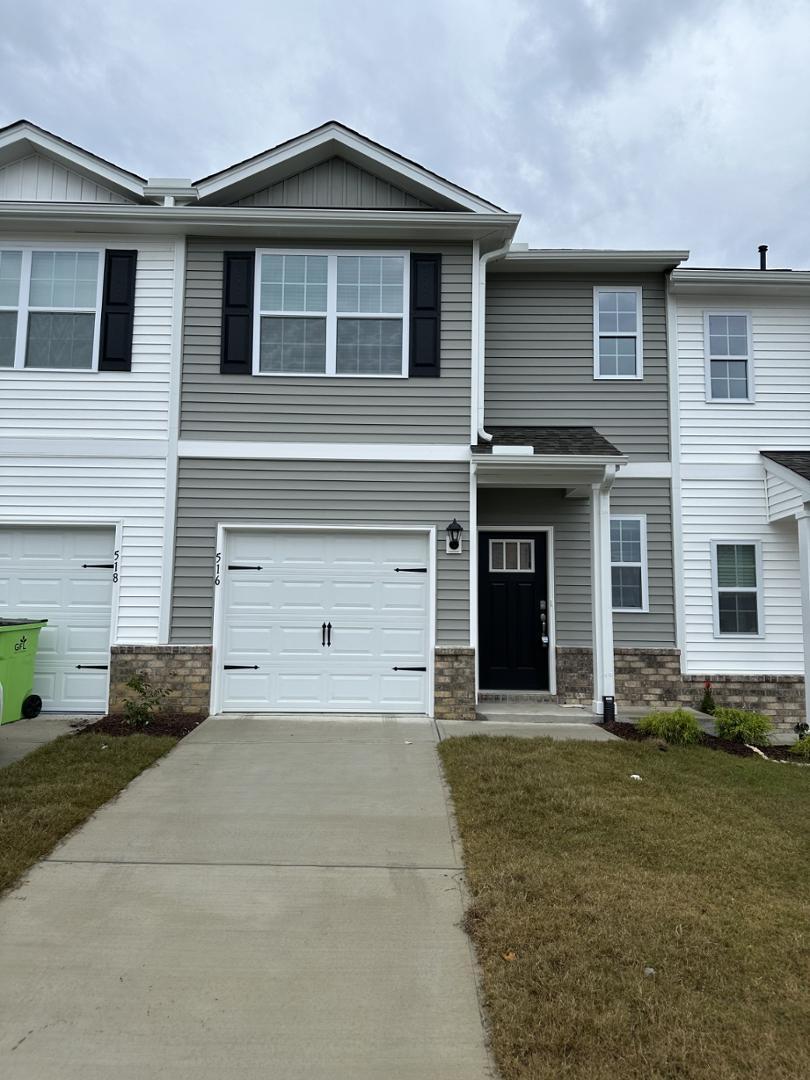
(477, 477), (675, 648)
(171, 459), (470, 646)
(231, 156), (432, 209)
(180, 240), (473, 443)
(484, 272), (670, 460)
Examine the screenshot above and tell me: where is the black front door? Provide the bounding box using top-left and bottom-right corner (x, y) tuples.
(478, 531), (550, 690)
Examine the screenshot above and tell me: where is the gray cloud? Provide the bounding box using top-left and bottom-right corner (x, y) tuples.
(1, 0), (808, 266)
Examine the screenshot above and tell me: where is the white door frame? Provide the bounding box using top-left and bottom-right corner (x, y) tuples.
(0, 517), (123, 711)
(476, 525), (557, 696)
(211, 523), (437, 716)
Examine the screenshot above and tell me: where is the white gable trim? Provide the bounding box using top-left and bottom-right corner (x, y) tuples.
(761, 457), (810, 503)
(194, 122), (502, 213)
(0, 122), (145, 200)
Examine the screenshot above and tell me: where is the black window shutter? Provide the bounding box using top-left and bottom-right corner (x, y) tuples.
(409, 253), (441, 378)
(98, 250), (137, 371)
(221, 251), (255, 375)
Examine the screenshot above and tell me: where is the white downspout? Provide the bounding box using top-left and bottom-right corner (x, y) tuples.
(474, 238), (513, 443)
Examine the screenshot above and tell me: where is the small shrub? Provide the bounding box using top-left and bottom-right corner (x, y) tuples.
(713, 707), (773, 746)
(699, 679), (716, 715)
(637, 709), (703, 745)
(122, 673), (173, 729)
(789, 736), (810, 760)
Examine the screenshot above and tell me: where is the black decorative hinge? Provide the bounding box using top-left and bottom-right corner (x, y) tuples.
(395, 567), (427, 573)
(224, 664), (259, 670)
(392, 666), (427, 672)
(228, 564), (263, 570)
(76, 664), (109, 670)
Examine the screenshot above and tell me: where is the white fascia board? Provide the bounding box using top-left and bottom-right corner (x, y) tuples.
(617, 461), (672, 478)
(194, 123), (504, 213)
(0, 204), (519, 243)
(178, 440), (472, 462)
(0, 123), (145, 199)
(670, 269), (810, 295)
(473, 452), (628, 469)
(761, 458), (810, 502)
(497, 249), (689, 273)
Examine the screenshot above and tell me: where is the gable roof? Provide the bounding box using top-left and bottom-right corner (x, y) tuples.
(0, 120), (146, 201)
(194, 121), (505, 212)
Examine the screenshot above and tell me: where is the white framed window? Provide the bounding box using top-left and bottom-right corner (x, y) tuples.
(704, 312), (754, 402)
(610, 515), (648, 611)
(594, 286), (643, 380)
(711, 541), (763, 637)
(0, 246), (103, 371)
(489, 538), (535, 573)
(254, 249), (409, 377)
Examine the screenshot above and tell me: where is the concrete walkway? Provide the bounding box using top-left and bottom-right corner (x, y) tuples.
(0, 715), (496, 1080)
(0, 714), (91, 768)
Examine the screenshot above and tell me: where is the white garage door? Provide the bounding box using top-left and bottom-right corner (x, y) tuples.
(220, 530), (430, 713)
(0, 526), (115, 712)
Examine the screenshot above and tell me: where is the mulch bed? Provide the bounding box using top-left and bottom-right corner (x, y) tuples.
(603, 719), (795, 761)
(74, 713), (208, 739)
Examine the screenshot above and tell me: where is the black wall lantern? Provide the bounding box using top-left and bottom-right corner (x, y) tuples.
(446, 518), (464, 553)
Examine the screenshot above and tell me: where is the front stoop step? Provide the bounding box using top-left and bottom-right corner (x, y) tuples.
(477, 691), (558, 703)
(476, 699), (598, 725)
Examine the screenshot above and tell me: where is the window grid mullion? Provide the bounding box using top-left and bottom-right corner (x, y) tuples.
(325, 254), (337, 376)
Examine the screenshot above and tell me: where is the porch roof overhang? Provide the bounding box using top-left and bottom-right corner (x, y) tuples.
(472, 426), (626, 490)
(761, 451), (810, 521)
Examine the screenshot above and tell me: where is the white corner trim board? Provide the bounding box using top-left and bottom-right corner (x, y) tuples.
(178, 441), (473, 462)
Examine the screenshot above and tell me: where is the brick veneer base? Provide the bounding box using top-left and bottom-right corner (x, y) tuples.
(556, 646), (805, 734)
(109, 645), (213, 716)
(434, 647), (476, 722)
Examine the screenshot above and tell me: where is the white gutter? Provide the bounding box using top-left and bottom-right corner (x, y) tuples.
(475, 238), (513, 442)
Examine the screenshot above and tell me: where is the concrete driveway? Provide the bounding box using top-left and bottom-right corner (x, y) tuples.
(0, 715), (495, 1079)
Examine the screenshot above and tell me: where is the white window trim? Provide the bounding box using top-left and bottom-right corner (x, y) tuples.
(0, 243), (105, 373)
(488, 537), (535, 573)
(610, 513), (649, 613)
(252, 248), (410, 379)
(593, 285), (643, 381)
(703, 310), (755, 404)
(710, 539), (764, 639)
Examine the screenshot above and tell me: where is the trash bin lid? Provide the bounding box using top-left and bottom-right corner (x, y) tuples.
(0, 618), (48, 627)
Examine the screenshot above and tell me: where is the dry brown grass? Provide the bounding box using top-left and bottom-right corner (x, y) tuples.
(439, 736), (810, 1080)
(0, 732), (176, 894)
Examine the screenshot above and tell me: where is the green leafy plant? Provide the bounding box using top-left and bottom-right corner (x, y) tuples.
(699, 679), (716, 715)
(122, 673), (173, 729)
(788, 736), (810, 760)
(713, 707), (773, 746)
(637, 709), (704, 746)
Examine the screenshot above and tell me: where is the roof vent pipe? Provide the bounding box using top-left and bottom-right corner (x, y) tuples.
(759, 244), (768, 270)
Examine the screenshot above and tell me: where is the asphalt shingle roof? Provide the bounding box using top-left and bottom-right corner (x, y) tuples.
(473, 426), (623, 457)
(761, 450), (810, 483)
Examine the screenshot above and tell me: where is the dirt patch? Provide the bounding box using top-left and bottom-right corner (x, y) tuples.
(603, 719), (795, 760)
(75, 713), (207, 739)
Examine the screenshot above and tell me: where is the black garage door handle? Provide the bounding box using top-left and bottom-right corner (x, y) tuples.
(224, 664), (259, 670)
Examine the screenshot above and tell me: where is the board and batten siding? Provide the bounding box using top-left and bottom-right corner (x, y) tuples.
(179, 240), (473, 443)
(170, 459), (471, 646)
(0, 236), (179, 439)
(477, 477), (675, 648)
(676, 293), (810, 674)
(0, 153), (135, 203)
(484, 272), (670, 460)
(0, 456), (168, 644)
(230, 156), (432, 209)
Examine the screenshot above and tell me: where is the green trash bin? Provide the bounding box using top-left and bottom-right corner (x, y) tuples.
(0, 619), (48, 725)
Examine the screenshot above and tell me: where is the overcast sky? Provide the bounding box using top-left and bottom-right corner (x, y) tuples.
(2, 0), (809, 267)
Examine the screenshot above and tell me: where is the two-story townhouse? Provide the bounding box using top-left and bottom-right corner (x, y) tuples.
(670, 264), (810, 733)
(0, 121), (185, 714)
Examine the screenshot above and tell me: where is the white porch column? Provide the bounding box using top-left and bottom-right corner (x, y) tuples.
(591, 466), (617, 714)
(796, 507), (810, 727)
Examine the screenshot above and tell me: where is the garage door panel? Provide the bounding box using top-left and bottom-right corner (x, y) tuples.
(221, 530), (430, 713)
(0, 526), (114, 712)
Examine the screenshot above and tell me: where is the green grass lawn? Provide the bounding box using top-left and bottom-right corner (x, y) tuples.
(0, 732), (176, 894)
(439, 736), (810, 1080)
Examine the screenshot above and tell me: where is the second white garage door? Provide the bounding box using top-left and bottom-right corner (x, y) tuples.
(220, 530), (431, 713)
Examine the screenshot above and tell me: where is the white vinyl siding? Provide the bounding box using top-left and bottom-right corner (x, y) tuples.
(0, 237), (178, 438)
(254, 249), (409, 378)
(593, 286), (643, 380)
(0, 153), (135, 203)
(765, 472), (805, 522)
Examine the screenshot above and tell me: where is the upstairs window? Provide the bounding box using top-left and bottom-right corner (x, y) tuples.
(713, 542), (761, 635)
(610, 516), (648, 611)
(705, 313), (753, 401)
(594, 286), (643, 379)
(0, 248), (102, 370)
(255, 250), (408, 377)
